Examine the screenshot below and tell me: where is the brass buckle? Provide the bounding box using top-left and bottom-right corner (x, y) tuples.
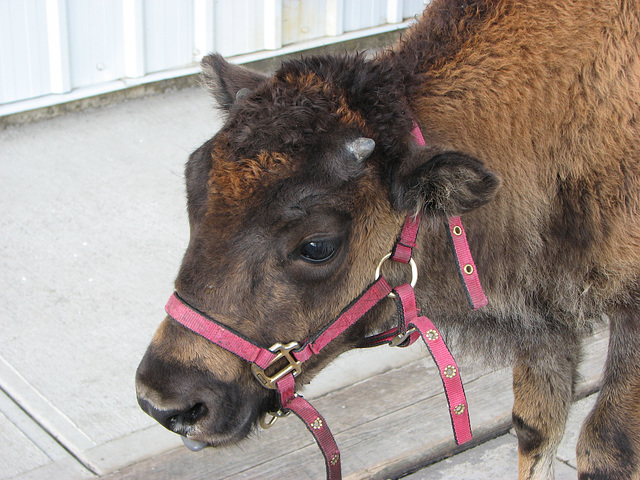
(389, 327), (417, 347)
(374, 253), (418, 298)
(251, 342), (302, 390)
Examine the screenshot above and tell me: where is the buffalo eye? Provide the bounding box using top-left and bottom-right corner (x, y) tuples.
(298, 239), (339, 263)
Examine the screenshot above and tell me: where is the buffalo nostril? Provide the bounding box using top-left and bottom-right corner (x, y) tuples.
(168, 403), (208, 433)
(137, 397), (208, 435)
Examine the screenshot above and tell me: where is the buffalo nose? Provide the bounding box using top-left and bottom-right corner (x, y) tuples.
(137, 397), (208, 435)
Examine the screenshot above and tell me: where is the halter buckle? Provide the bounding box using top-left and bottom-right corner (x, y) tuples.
(251, 341), (302, 390)
(389, 326), (418, 347)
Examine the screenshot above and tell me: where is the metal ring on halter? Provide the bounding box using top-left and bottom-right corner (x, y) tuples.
(374, 253), (418, 298)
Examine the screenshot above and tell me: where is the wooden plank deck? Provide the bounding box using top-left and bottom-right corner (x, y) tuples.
(103, 329), (608, 480)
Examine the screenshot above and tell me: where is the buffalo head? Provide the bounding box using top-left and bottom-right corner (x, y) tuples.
(135, 52), (499, 449)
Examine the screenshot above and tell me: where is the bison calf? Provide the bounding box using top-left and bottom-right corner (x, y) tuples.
(136, 1), (640, 478)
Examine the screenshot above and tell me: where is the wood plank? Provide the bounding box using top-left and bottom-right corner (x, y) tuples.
(103, 329), (608, 480)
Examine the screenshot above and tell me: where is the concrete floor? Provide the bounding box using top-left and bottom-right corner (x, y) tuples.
(1, 86), (220, 479)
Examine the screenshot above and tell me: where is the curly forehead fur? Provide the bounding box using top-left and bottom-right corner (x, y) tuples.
(207, 140), (295, 208)
(205, 54), (421, 208)
(221, 54), (414, 161)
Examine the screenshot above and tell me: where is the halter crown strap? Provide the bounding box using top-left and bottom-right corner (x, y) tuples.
(411, 121), (487, 310)
(391, 213), (420, 263)
(447, 217), (488, 309)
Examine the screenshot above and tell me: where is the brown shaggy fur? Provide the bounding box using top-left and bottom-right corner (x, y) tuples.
(136, 1), (640, 478)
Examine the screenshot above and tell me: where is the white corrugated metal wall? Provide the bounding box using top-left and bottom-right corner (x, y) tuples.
(0, 0), (427, 112)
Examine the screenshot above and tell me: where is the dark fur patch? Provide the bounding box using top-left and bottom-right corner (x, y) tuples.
(550, 176), (598, 250)
(221, 56), (381, 160)
(512, 413), (545, 455)
(582, 419), (637, 479)
(579, 469), (632, 480)
(185, 138), (216, 224)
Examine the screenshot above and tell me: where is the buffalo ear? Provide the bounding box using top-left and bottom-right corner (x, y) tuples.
(200, 54), (268, 111)
(390, 149), (500, 216)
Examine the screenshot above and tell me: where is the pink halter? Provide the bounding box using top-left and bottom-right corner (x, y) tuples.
(164, 123), (487, 479)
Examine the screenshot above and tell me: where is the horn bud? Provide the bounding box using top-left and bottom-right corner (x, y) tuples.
(347, 137), (375, 162)
(235, 88), (251, 102)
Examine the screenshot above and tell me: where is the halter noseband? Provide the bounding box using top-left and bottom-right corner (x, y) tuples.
(163, 123), (487, 479)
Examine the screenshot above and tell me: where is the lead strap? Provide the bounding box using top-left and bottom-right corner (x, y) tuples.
(277, 374), (342, 479)
(393, 283), (473, 445)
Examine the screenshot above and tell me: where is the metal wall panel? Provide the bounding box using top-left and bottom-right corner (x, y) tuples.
(0, 0), (52, 103)
(193, 0), (216, 59)
(404, 0), (428, 19)
(283, 0), (333, 46)
(1, 0), (427, 109)
(143, 0), (195, 73)
(66, 0), (126, 89)
(343, 0), (388, 33)
(213, 0), (267, 57)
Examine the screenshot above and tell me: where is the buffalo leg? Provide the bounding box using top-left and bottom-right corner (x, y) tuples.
(577, 308), (640, 479)
(512, 336), (580, 480)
